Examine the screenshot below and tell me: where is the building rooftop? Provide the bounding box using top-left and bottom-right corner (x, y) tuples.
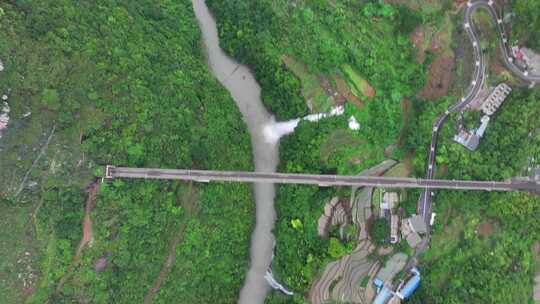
(405, 232), (422, 248)
(453, 129), (480, 151)
(381, 192), (399, 210)
(409, 215), (427, 234)
(396, 268), (421, 300)
(476, 115), (490, 138)
(390, 214), (400, 244)
(481, 83), (512, 116)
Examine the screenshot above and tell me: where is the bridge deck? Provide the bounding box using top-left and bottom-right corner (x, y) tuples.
(105, 166), (539, 193)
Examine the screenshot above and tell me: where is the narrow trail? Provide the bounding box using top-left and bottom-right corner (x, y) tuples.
(50, 180), (100, 299)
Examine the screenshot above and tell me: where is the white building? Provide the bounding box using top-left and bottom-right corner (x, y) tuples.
(481, 83), (512, 116)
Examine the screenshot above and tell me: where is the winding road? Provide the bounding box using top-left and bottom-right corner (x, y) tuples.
(417, 0), (540, 230)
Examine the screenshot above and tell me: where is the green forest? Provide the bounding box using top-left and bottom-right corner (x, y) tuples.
(0, 0), (539, 303)
(204, 0), (540, 303)
(511, 0), (540, 51)
(0, 1), (254, 303)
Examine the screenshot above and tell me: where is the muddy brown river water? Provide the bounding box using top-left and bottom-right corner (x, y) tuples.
(192, 1), (280, 302)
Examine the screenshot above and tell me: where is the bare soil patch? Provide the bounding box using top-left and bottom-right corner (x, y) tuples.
(418, 55), (454, 99)
(320, 75), (346, 106)
(476, 221), (494, 237)
(411, 26), (427, 63)
(335, 75), (364, 107)
(50, 180), (100, 300)
(412, 15), (455, 99)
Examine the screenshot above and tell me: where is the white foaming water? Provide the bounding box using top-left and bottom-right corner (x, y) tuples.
(304, 105), (344, 122)
(262, 106), (345, 143)
(262, 118), (300, 144)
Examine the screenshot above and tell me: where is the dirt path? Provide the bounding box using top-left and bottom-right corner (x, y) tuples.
(51, 180), (100, 299)
(143, 183), (199, 304)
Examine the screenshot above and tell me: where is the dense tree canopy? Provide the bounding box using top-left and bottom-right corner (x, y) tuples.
(511, 0), (540, 51)
(0, 1), (255, 303)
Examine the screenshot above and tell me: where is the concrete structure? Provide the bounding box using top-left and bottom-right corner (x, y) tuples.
(481, 83), (512, 115)
(381, 192), (398, 210)
(373, 253), (408, 290)
(453, 115), (491, 151)
(105, 166), (540, 193)
(373, 286), (393, 304)
(401, 215), (427, 248)
(512, 46), (527, 63)
(453, 129), (480, 151)
(476, 115), (490, 137)
(388, 295), (402, 304)
(405, 233), (422, 248)
(390, 214), (400, 244)
(374, 264), (419, 304)
(408, 215), (427, 234)
(521, 48), (540, 74)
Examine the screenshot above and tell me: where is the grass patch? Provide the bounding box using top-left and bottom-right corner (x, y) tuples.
(360, 275), (370, 288)
(384, 163), (410, 177)
(282, 55), (331, 113)
(393, 0), (451, 15)
(0, 203), (44, 304)
(341, 64), (375, 98)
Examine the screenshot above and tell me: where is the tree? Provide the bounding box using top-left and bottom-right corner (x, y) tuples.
(370, 218), (390, 245)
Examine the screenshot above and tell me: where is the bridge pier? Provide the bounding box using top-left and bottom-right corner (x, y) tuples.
(105, 165), (115, 179)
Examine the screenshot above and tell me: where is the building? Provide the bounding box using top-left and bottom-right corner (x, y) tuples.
(373, 286), (393, 304)
(453, 129), (480, 151)
(373, 265), (420, 304)
(408, 215), (427, 234)
(453, 114), (491, 151)
(512, 46), (526, 62)
(388, 295), (402, 304)
(521, 48), (540, 73)
(380, 191), (399, 218)
(401, 215), (427, 248)
(405, 232), (422, 248)
(481, 83), (512, 116)
(476, 115), (490, 137)
(455, 83), (511, 150)
(381, 192), (398, 210)
(396, 268), (421, 300)
(390, 214), (400, 244)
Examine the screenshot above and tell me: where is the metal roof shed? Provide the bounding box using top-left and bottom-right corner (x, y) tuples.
(396, 269), (421, 300)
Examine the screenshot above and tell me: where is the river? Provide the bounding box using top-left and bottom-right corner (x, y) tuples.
(192, 0), (280, 302)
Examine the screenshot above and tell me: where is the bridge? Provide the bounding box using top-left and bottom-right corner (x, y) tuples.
(105, 166), (539, 193)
